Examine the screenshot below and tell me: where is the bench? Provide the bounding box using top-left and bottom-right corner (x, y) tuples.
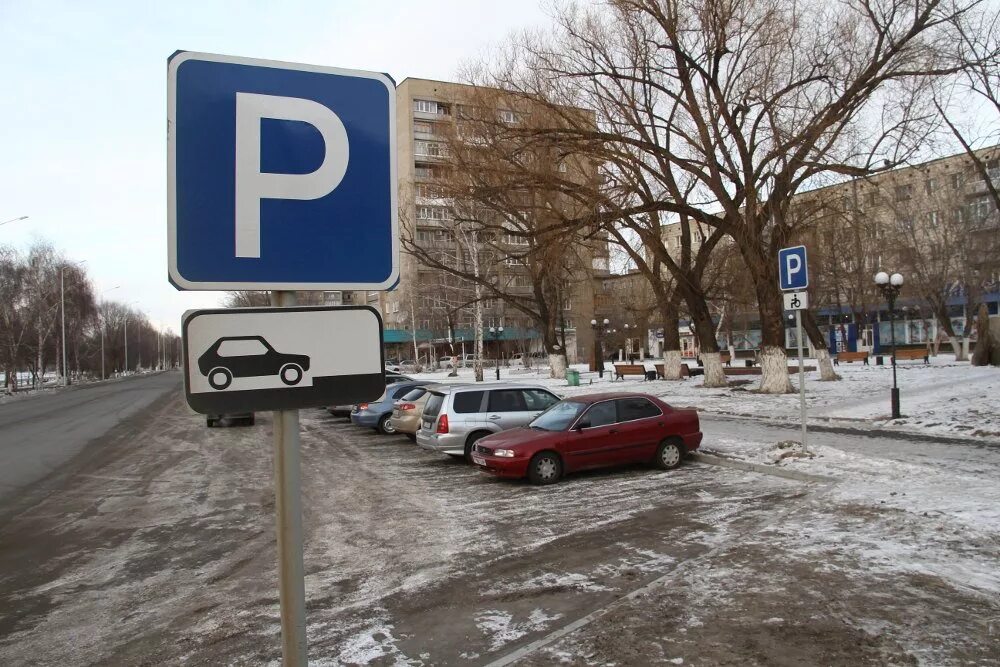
(654, 363), (691, 379)
(893, 349), (929, 363)
(613, 364), (650, 381)
(834, 351), (869, 366)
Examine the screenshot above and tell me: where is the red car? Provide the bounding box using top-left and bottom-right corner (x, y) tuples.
(471, 393), (702, 485)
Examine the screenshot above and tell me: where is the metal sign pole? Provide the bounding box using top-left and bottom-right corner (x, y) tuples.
(270, 290), (307, 666)
(795, 308), (808, 449)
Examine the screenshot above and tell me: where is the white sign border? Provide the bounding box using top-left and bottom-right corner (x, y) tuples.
(167, 51), (399, 291)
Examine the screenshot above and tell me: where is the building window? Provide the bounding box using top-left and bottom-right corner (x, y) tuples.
(951, 172), (963, 190)
(924, 178), (937, 195)
(894, 184), (913, 202)
(414, 140), (449, 157)
(414, 99), (447, 114)
(866, 191), (876, 206)
(501, 232), (529, 246)
(928, 210), (941, 226)
(972, 197), (991, 221)
(499, 109), (519, 124)
(413, 121), (434, 135)
(502, 256), (522, 266)
(417, 206), (451, 220)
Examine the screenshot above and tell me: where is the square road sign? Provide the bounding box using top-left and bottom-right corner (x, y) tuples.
(778, 245), (808, 291)
(168, 52), (398, 291)
(182, 306), (386, 414)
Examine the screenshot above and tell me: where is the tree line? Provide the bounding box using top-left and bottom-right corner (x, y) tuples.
(1, 240), (178, 392)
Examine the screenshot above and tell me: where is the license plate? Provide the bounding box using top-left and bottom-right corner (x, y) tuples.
(472, 455), (486, 466)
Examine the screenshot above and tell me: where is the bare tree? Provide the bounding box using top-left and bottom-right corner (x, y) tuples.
(473, 0), (979, 392)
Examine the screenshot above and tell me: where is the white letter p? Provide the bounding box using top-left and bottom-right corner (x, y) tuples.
(235, 92), (349, 258)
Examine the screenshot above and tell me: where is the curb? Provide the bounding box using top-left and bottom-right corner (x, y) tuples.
(700, 411), (1000, 448)
(690, 452), (838, 484)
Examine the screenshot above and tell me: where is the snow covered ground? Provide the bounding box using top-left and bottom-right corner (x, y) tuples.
(410, 355), (1000, 443)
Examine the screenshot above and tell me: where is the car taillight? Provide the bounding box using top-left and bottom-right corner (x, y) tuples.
(436, 414), (449, 434)
(358, 403), (369, 411)
(400, 403), (416, 411)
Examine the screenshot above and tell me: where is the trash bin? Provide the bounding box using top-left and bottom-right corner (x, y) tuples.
(566, 369), (580, 386)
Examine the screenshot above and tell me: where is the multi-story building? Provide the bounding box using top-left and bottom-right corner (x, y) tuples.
(382, 78), (609, 364)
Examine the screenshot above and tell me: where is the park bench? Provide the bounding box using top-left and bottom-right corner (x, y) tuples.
(613, 364), (651, 381)
(654, 363), (691, 379)
(834, 351), (869, 365)
(893, 349), (929, 363)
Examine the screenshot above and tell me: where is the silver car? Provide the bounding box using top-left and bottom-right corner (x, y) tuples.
(416, 383), (561, 460)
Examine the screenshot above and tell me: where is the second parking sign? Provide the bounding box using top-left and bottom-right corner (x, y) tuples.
(182, 306), (386, 414)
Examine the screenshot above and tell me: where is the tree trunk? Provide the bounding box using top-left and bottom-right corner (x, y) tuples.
(545, 329), (567, 379)
(971, 303), (994, 366)
(753, 278), (793, 393)
(947, 335), (963, 361)
(473, 289), (485, 382)
(802, 310), (838, 381)
(682, 289), (727, 387)
(659, 297), (683, 380)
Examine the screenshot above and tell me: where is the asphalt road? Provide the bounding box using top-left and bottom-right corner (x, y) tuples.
(0, 372), (182, 505)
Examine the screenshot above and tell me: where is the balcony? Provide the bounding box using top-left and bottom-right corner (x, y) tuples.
(965, 174), (1000, 196)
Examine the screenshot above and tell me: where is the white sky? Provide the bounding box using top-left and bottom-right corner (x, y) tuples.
(0, 0), (550, 333)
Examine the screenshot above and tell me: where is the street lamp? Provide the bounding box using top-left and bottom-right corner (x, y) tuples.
(99, 286), (120, 380)
(591, 318), (610, 378)
(488, 326), (504, 380)
(874, 271), (905, 419)
(0, 215), (29, 227)
(60, 259), (87, 386)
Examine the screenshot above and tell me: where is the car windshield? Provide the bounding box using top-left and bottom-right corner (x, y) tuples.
(529, 400), (587, 431)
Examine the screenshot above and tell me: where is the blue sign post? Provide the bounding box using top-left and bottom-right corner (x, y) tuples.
(778, 245), (809, 291)
(167, 52), (398, 291)
(778, 245), (810, 452)
(168, 52), (398, 667)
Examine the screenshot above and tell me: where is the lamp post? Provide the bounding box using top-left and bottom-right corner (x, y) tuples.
(0, 215), (29, 227)
(874, 271), (905, 419)
(590, 318), (609, 378)
(60, 259), (87, 386)
(488, 326), (504, 380)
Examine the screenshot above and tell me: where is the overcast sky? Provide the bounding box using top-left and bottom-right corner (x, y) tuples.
(0, 0), (550, 333)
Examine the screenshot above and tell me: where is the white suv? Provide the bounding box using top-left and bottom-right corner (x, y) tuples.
(416, 383), (561, 460)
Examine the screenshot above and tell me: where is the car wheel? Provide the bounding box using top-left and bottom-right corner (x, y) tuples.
(655, 439), (684, 470)
(528, 451), (563, 485)
(279, 364), (304, 386)
(208, 367), (232, 390)
(377, 414), (396, 435)
(206, 417), (216, 428)
(464, 431), (489, 462)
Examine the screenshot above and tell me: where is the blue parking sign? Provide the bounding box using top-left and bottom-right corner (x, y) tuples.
(778, 246), (808, 291)
(168, 52), (398, 290)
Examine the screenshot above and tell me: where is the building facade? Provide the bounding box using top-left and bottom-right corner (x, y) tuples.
(382, 78), (609, 364)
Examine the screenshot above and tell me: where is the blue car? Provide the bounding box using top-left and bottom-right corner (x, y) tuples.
(351, 381), (427, 435)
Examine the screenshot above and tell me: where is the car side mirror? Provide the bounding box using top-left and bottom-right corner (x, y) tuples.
(575, 421), (591, 431)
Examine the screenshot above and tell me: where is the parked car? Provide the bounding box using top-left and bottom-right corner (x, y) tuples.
(416, 384), (561, 460)
(388, 384), (439, 441)
(439, 356), (460, 369)
(328, 372), (413, 417)
(351, 381), (427, 434)
(206, 412), (254, 427)
(470, 393), (702, 485)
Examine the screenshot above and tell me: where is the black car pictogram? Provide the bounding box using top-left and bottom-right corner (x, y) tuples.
(198, 336), (311, 390)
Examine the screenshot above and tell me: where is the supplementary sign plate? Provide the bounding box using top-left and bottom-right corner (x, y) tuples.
(182, 306), (385, 414)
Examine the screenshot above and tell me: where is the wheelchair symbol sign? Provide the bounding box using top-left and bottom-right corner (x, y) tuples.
(783, 291), (809, 311)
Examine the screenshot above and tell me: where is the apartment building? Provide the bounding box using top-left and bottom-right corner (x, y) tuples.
(382, 78), (610, 363)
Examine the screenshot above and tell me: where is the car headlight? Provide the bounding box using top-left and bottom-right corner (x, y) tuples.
(494, 449), (516, 458)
